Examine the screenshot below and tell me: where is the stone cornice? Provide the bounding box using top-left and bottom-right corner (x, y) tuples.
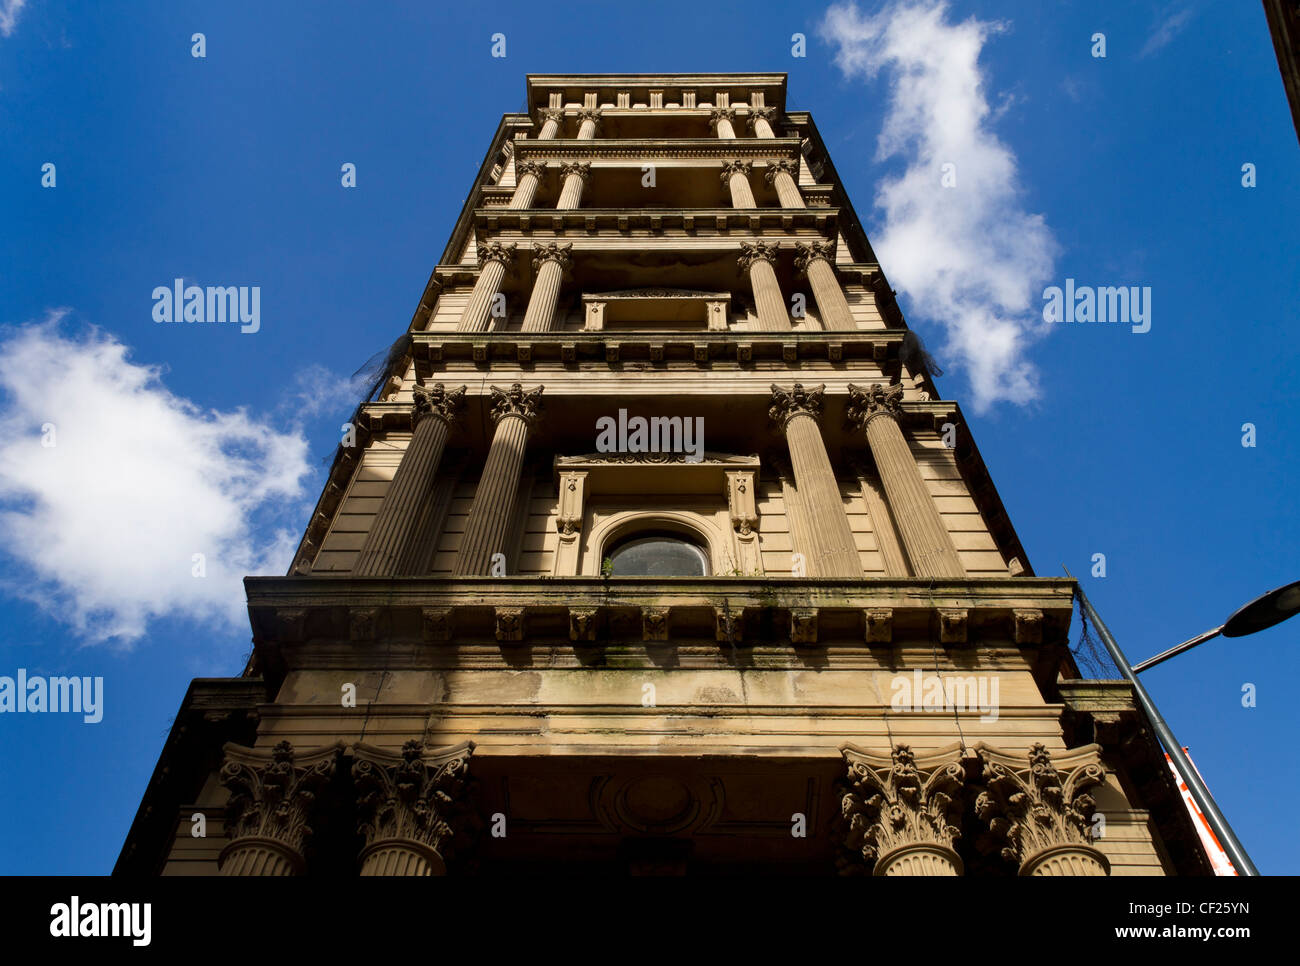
(513, 138), (802, 163)
(472, 206), (838, 236)
(408, 329), (907, 371)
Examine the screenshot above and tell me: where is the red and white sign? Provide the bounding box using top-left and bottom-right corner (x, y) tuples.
(1165, 750), (1237, 876)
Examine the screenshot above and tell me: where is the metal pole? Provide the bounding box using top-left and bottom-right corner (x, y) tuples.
(1068, 576), (1258, 876)
(1132, 625), (1224, 674)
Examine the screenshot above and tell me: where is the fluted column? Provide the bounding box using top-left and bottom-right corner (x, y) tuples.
(556, 161), (591, 209)
(520, 243), (572, 332)
(456, 241), (516, 332)
(354, 739), (476, 876)
(217, 740), (340, 876)
(747, 107), (777, 139)
(768, 384), (861, 578)
(353, 384), (466, 576)
(975, 743), (1111, 877)
(840, 744), (973, 876)
(738, 241), (790, 331)
(508, 160), (545, 209)
(846, 383), (966, 578)
(709, 107), (737, 139)
(454, 384), (544, 575)
(576, 108), (602, 140)
(795, 241), (855, 331)
(536, 108), (563, 140)
(766, 159), (805, 208)
(720, 160), (756, 208)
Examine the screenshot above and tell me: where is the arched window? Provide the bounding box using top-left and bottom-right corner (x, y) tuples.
(606, 531), (709, 577)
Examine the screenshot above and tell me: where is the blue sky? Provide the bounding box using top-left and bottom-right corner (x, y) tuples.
(1, 0), (1297, 874)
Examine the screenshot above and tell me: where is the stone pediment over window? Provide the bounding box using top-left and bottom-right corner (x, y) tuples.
(582, 288), (730, 331)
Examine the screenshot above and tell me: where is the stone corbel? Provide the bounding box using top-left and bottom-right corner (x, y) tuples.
(642, 606), (670, 642)
(1014, 609), (1044, 645)
(864, 608), (893, 643)
(938, 608), (968, 644)
(584, 301), (606, 331)
(495, 607), (524, 642)
(569, 607), (598, 642)
(553, 470), (587, 577)
(706, 300), (728, 331)
(790, 608), (818, 644)
(724, 470), (763, 576)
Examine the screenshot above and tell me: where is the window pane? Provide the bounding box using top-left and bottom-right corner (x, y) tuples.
(609, 536), (707, 576)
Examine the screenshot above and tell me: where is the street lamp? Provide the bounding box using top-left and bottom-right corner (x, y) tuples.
(1065, 574), (1300, 878)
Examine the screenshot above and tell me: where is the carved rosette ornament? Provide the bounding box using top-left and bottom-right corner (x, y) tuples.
(718, 159), (753, 186)
(768, 382), (825, 428)
(974, 742), (1111, 876)
(793, 239), (836, 276)
(845, 381), (905, 429)
(411, 383), (466, 429)
(353, 739), (478, 876)
(559, 161), (592, 182)
(530, 241), (573, 276)
(477, 240), (517, 269)
(515, 160), (547, 180)
(488, 383), (544, 426)
(218, 740), (342, 876)
(838, 744), (972, 876)
(737, 240), (780, 274)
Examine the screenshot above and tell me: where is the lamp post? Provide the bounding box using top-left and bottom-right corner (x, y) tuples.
(1066, 574), (1300, 878)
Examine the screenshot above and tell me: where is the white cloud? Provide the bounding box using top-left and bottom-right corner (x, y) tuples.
(0, 0), (27, 38)
(0, 314), (313, 644)
(1140, 5), (1195, 59)
(820, 0), (1058, 411)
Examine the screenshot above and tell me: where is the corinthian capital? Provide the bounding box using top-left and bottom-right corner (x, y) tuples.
(839, 744), (972, 874)
(489, 382), (544, 425)
(719, 159), (753, 186)
(353, 739), (477, 869)
(531, 241), (573, 275)
(218, 740), (342, 870)
(477, 240), (517, 269)
(974, 742), (1108, 872)
(538, 108), (563, 127)
(577, 108), (603, 129)
(412, 383), (466, 428)
(708, 107), (737, 129)
(746, 106), (777, 130)
(515, 160), (547, 180)
(769, 383), (825, 427)
(793, 239), (836, 274)
(764, 158), (798, 184)
(737, 240), (780, 273)
(559, 160), (592, 181)
(846, 382), (904, 429)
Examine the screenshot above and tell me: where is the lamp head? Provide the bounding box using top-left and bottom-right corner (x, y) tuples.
(1221, 580), (1300, 638)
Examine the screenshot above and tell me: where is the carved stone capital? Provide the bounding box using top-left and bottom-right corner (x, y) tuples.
(488, 383), (544, 426)
(793, 239), (836, 274)
(719, 159), (753, 186)
(559, 160), (591, 181)
(515, 159), (547, 180)
(218, 740), (342, 873)
(737, 239), (780, 273)
(768, 382), (825, 428)
(764, 157), (798, 185)
(476, 240), (517, 269)
(537, 108), (564, 127)
(746, 106), (777, 130)
(530, 241), (573, 275)
(412, 383), (466, 429)
(708, 107), (737, 129)
(576, 108), (603, 130)
(846, 382), (905, 430)
(353, 739), (477, 873)
(839, 744), (973, 875)
(974, 742), (1109, 875)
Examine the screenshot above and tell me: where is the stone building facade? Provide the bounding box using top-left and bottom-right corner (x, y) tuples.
(116, 73), (1210, 876)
